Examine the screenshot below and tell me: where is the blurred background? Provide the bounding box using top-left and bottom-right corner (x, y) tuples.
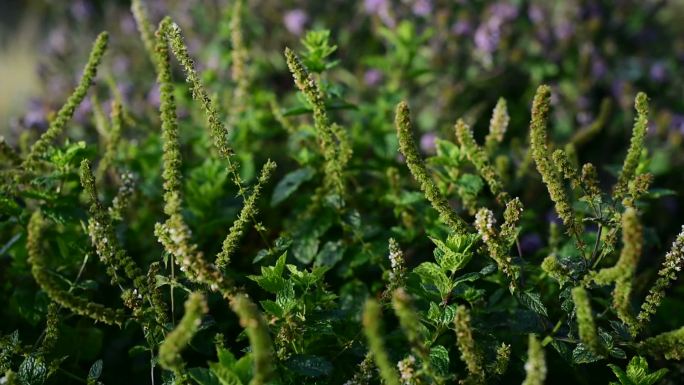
(2, 0), (684, 140)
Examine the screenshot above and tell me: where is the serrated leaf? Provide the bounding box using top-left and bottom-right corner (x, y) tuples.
(427, 303), (457, 326)
(516, 291), (548, 317)
(413, 262), (452, 299)
(18, 356), (47, 385)
(189, 367), (222, 385)
(314, 240), (345, 267)
(260, 300), (284, 318)
(429, 345), (450, 375)
(608, 364), (634, 385)
(430, 237), (473, 273)
(271, 167), (315, 206)
(209, 362), (243, 385)
(292, 235), (319, 265)
(285, 355), (333, 377)
(88, 359), (103, 380)
(572, 343), (603, 364)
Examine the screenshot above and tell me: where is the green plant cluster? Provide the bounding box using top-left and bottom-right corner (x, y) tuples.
(2, 1), (684, 385)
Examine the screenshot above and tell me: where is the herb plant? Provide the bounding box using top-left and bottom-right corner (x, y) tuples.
(1, 1), (684, 385)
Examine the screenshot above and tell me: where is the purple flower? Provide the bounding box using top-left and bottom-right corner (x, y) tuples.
(490, 2), (518, 20)
(364, 0), (395, 27)
(363, 69), (383, 87)
(112, 56), (131, 75)
(412, 0), (432, 17)
(420, 132), (438, 154)
(520, 233), (543, 255)
(577, 111), (593, 126)
(554, 22), (575, 40)
(70, 0), (93, 21)
(591, 57), (607, 79)
(74, 98), (92, 125)
(649, 62), (667, 83)
(120, 15), (137, 35)
(283, 9), (308, 36)
(545, 209), (562, 225)
(474, 23), (500, 54)
(23, 100), (47, 130)
(528, 5), (545, 24)
(147, 84), (161, 108)
(671, 114), (684, 134)
(473, 3), (518, 55)
(451, 19), (473, 36)
(46, 28), (68, 56)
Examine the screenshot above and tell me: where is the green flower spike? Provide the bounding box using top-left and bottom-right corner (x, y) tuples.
(396, 101), (468, 234)
(24, 32), (109, 169)
(362, 299), (400, 385)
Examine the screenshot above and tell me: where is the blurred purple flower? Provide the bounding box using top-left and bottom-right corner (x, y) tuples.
(546, 209), (562, 225)
(554, 22), (575, 40)
(148, 84), (161, 108)
(284, 9), (308, 36)
(528, 5), (545, 24)
(120, 15), (137, 35)
(577, 111), (593, 126)
(611, 79), (625, 102)
(412, 0), (432, 17)
(46, 28), (68, 56)
(363, 69), (383, 86)
(451, 19), (473, 36)
(671, 114), (684, 134)
(473, 2), (518, 55)
(23, 100), (47, 130)
(474, 23), (500, 54)
(490, 2), (518, 20)
(71, 0), (93, 21)
(520, 233), (543, 255)
(649, 62), (667, 82)
(420, 132), (438, 154)
(364, 0), (395, 27)
(112, 56), (131, 75)
(591, 57), (607, 79)
(74, 98), (92, 124)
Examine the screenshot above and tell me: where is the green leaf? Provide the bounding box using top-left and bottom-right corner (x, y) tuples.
(624, 356), (669, 385)
(88, 359), (103, 381)
(642, 369), (669, 385)
(314, 240), (345, 267)
(189, 367), (222, 385)
(209, 362), (243, 385)
(18, 356), (47, 385)
(413, 262), (452, 299)
(430, 236), (473, 273)
(285, 355), (333, 377)
(516, 291), (548, 317)
(271, 167), (315, 206)
(292, 235), (320, 265)
(247, 253), (288, 293)
(217, 347), (237, 368)
(260, 300), (284, 318)
(608, 364), (634, 385)
(429, 345), (450, 375)
(232, 355), (253, 385)
(572, 343), (603, 364)
(427, 302), (457, 326)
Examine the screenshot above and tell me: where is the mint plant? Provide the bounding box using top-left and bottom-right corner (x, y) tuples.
(2, 1), (684, 385)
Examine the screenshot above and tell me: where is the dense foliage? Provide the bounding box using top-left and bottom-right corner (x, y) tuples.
(2, 1), (684, 384)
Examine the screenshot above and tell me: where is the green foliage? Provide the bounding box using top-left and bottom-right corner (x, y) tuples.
(3, 3), (684, 385)
(608, 356), (668, 385)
